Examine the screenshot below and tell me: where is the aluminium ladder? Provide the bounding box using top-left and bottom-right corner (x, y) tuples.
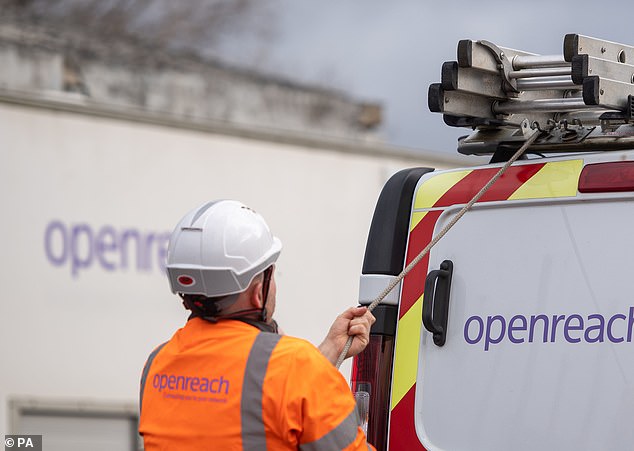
(428, 34), (634, 158)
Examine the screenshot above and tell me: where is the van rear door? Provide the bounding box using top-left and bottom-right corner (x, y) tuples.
(390, 152), (634, 450)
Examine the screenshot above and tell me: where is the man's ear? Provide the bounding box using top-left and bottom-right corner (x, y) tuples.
(248, 279), (264, 309)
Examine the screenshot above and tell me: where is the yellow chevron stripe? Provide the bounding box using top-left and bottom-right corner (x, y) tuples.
(414, 170), (472, 210)
(508, 160), (582, 200)
(409, 211), (427, 231)
(410, 170), (472, 231)
(390, 295), (423, 410)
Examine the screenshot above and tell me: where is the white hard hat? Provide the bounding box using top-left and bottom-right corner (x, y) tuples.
(166, 200), (282, 297)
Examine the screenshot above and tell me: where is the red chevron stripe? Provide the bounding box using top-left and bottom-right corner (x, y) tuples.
(389, 385), (426, 450)
(434, 163), (545, 207)
(399, 210), (441, 318)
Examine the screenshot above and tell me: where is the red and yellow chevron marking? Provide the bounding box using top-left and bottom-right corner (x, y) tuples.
(388, 159), (583, 450)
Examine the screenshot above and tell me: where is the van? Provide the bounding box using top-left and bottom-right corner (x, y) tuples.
(351, 34), (634, 451)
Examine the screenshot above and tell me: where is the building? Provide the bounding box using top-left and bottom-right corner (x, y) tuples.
(0, 15), (468, 450)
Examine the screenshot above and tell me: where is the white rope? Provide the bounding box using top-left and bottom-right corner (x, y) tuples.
(335, 129), (541, 369)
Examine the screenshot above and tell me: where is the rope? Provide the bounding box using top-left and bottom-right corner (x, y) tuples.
(335, 128), (541, 369)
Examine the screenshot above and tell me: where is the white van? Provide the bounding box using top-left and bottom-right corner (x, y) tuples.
(352, 34), (634, 451)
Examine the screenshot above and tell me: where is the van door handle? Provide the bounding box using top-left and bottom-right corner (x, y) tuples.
(422, 260), (453, 347)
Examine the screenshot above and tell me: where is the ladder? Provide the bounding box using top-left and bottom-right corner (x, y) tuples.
(428, 34), (634, 158)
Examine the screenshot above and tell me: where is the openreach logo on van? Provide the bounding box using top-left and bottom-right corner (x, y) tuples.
(44, 220), (171, 277)
(464, 307), (634, 351)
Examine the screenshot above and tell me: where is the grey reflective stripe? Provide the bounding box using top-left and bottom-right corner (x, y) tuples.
(300, 408), (360, 451)
(139, 342), (167, 414)
(241, 332), (281, 451)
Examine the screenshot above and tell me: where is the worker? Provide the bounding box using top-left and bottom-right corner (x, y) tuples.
(139, 200), (376, 450)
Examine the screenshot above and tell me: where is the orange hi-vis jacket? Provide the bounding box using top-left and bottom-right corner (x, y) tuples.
(139, 318), (374, 450)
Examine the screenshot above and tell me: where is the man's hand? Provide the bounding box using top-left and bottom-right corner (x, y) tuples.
(319, 306), (376, 365)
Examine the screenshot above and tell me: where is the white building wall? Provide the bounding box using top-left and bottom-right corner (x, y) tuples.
(0, 100), (461, 437)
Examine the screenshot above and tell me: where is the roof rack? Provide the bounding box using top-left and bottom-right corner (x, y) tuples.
(428, 34), (634, 159)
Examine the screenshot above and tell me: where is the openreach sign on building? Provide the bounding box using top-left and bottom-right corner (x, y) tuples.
(44, 220), (171, 277)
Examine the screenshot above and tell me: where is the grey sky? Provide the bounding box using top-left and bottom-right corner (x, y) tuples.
(214, 0), (633, 154)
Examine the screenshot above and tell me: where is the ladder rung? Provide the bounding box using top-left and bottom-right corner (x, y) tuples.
(516, 77), (577, 90)
(509, 67), (572, 79)
(493, 98), (592, 114)
(512, 55), (567, 69)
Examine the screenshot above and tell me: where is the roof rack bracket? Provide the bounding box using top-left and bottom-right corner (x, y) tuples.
(478, 40), (520, 94)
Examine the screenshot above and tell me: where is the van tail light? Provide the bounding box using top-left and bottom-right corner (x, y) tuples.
(579, 161), (634, 193)
(351, 305), (397, 451)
